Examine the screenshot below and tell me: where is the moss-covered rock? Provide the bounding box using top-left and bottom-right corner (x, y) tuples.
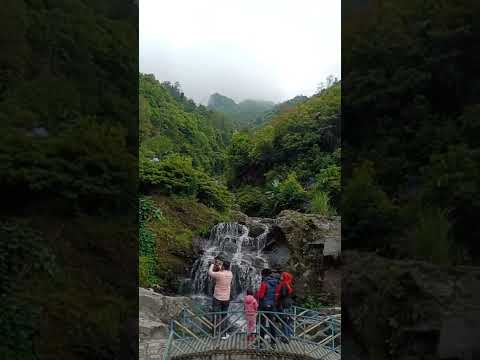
(147, 195), (231, 293)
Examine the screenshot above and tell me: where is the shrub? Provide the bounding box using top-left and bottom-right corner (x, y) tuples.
(196, 173), (233, 212)
(310, 191), (335, 216)
(408, 207), (453, 265)
(314, 165), (340, 208)
(234, 185), (266, 216)
(342, 161), (398, 250)
(266, 172), (307, 214)
(140, 154), (199, 196)
(140, 154), (232, 211)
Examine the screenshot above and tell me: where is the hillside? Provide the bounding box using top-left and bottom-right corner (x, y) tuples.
(139, 73), (235, 288)
(207, 93), (275, 128)
(138, 73), (341, 300)
(227, 81), (341, 217)
(258, 95), (309, 126)
(140, 74), (233, 175)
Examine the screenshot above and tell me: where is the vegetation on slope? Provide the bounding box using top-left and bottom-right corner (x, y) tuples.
(140, 74), (233, 175)
(343, 0), (480, 265)
(259, 95), (309, 126)
(208, 93), (275, 128)
(1, 1), (137, 358)
(139, 73), (234, 288)
(139, 195), (229, 291)
(227, 81), (341, 217)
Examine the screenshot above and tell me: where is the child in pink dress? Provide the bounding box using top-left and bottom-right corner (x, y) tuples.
(244, 289), (259, 341)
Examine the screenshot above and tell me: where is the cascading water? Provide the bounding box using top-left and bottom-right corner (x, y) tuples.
(190, 221), (270, 306)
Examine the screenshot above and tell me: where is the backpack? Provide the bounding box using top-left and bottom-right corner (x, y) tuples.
(261, 276), (279, 307)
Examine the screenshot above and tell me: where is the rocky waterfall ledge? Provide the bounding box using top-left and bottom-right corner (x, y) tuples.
(232, 209), (341, 304)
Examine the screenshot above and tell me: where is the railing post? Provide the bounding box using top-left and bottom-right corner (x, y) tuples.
(163, 321), (174, 360)
(331, 317), (335, 352)
(213, 312), (216, 338)
(293, 308), (296, 337)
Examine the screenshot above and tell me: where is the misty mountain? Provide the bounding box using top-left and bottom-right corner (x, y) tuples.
(258, 95), (309, 126)
(208, 93), (275, 128)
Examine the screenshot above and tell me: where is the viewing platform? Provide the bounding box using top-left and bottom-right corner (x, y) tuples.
(163, 307), (341, 359)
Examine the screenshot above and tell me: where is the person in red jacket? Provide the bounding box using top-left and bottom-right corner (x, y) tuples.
(275, 272), (294, 342)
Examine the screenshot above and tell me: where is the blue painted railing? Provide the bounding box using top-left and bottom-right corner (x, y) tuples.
(163, 306), (341, 359)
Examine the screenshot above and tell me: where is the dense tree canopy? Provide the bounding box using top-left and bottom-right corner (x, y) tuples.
(0, 1), (138, 359)
(227, 81), (341, 216)
(140, 74), (233, 176)
(343, 0), (480, 264)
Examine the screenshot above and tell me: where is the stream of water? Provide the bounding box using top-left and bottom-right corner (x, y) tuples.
(189, 220), (271, 311)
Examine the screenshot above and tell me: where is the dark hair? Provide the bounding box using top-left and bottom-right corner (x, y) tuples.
(261, 268), (271, 277)
(246, 288), (254, 296)
(222, 261), (230, 270)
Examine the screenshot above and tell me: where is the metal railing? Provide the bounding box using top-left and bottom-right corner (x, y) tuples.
(163, 306), (341, 359)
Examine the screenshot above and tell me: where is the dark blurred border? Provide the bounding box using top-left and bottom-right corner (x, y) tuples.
(342, 0), (480, 359)
(0, 1), (138, 359)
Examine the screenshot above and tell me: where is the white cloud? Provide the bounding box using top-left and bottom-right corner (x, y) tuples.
(140, 0), (340, 104)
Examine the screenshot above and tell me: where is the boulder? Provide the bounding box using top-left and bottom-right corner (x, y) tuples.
(275, 210), (341, 259)
(139, 287), (192, 324)
(270, 210), (341, 304)
(343, 250), (480, 360)
(232, 211), (276, 239)
(230, 210), (249, 224)
(139, 317), (168, 341)
(139, 288), (194, 358)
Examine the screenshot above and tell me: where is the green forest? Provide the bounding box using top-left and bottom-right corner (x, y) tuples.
(343, 0), (480, 266)
(139, 73), (341, 289)
(1, 1), (137, 358)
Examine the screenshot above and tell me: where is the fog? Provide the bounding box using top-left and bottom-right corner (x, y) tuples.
(140, 0), (340, 105)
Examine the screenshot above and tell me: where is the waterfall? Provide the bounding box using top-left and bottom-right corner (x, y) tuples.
(190, 221), (270, 300)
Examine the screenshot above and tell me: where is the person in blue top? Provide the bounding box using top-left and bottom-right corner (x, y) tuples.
(256, 268), (279, 347)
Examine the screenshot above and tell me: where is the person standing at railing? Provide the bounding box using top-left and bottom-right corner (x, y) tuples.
(208, 259), (233, 340)
(256, 268), (279, 347)
(275, 271), (294, 343)
(244, 288), (258, 342)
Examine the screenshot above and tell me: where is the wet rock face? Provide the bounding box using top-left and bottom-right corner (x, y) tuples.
(265, 244), (290, 269)
(343, 251), (480, 360)
(199, 210), (341, 304)
(272, 210), (341, 304)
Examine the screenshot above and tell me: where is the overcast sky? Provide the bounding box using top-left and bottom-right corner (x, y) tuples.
(140, 0), (340, 105)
